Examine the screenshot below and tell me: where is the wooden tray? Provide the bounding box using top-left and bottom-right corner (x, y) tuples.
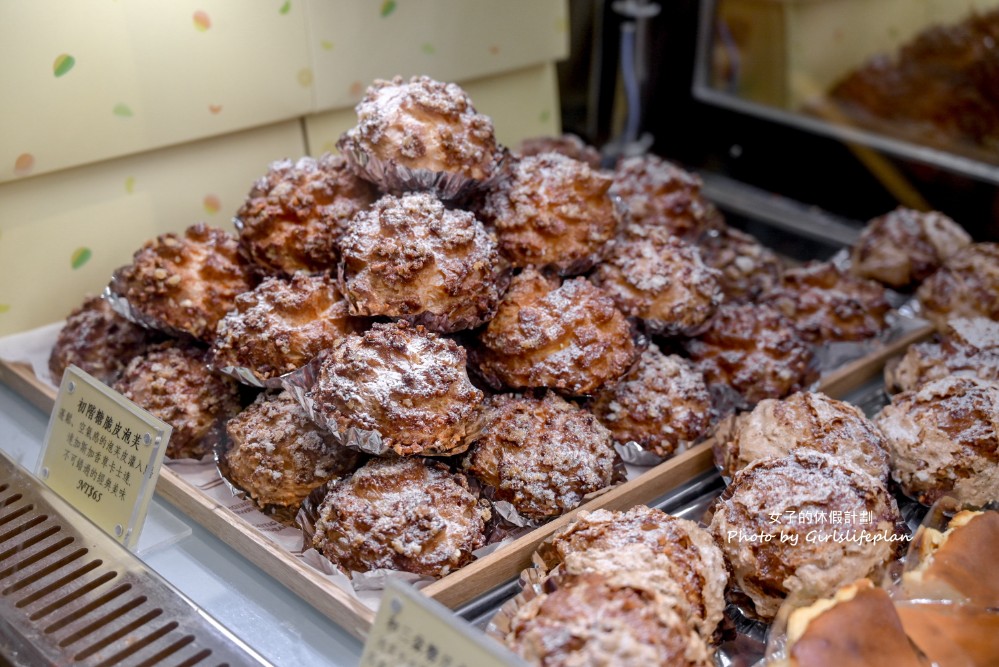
(0, 321), (933, 641)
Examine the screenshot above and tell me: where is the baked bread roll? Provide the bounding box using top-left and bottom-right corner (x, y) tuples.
(714, 391), (891, 481)
(113, 341), (242, 460)
(478, 152), (619, 275)
(312, 457), (489, 577)
(211, 273), (358, 383)
(849, 207), (971, 288)
(338, 191), (504, 332)
(683, 302), (814, 407)
(49, 295), (161, 386)
(590, 228), (722, 336)
(886, 316), (999, 393)
(588, 344), (712, 458)
(307, 321), (482, 456)
(461, 391), (617, 522)
(543, 506), (728, 639)
(337, 75), (503, 197)
(610, 154), (713, 240)
(504, 572), (714, 667)
(874, 376), (999, 506)
(916, 242), (999, 332)
(234, 153), (377, 277)
(710, 451), (903, 619)
(109, 223), (256, 342)
(769, 261), (891, 344)
(224, 390), (360, 511)
(475, 268), (636, 396)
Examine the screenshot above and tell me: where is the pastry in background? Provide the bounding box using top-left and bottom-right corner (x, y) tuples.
(211, 273), (358, 383)
(769, 261), (891, 344)
(591, 228), (722, 336)
(475, 268), (636, 396)
(337, 75), (504, 198)
(48, 295), (162, 386)
(224, 390), (361, 512)
(610, 154), (713, 241)
(695, 221), (784, 303)
(710, 451), (903, 619)
(713, 391), (890, 482)
(311, 457), (490, 577)
(849, 207), (971, 288)
(886, 316), (999, 393)
(588, 344), (712, 459)
(461, 391), (618, 522)
(108, 223), (256, 343)
(517, 133), (602, 169)
(916, 242), (999, 332)
(874, 375), (999, 506)
(234, 153), (377, 277)
(338, 192), (505, 333)
(478, 152), (619, 275)
(113, 340), (243, 460)
(307, 321), (482, 457)
(683, 302), (814, 407)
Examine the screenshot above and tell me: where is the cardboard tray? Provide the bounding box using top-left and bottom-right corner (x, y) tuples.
(0, 321), (933, 641)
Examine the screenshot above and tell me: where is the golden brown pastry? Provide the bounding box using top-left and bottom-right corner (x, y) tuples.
(234, 153), (378, 277)
(210, 273), (358, 383)
(709, 451), (903, 619)
(917, 242), (999, 332)
(338, 192), (505, 332)
(308, 321), (482, 456)
(904, 509), (999, 608)
(590, 228), (722, 336)
(311, 457), (490, 577)
(109, 223), (256, 342)
(886, 316), (999, 392)
(224, 391), (361, 511)
(683, 302), (815, 407)
(783, 580), (927, 667)
(849, 207), (972, 288)
(544, 506), (728, 639)
(475, 268), (636, 396)
(460, 391), (617, 522)
(896, 602), (999, 667)
(336, 75), (503, 197)
(769, 261), (891, 344)
(478, 152), (619, 274)
(714, 391), (891, 481)
(588, 344), (711, 458)
(113, 341), (242, 459)
(610, 154), (713, 240)
(517, 133), (602, 169)
(874, 376), (999, 506)
(695, 222), (783, 303)
(49, 295), (162, 385)
(504, 572), (714, 667)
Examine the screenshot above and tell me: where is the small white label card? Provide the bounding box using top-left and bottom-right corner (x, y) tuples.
(37, 365), (171, 549)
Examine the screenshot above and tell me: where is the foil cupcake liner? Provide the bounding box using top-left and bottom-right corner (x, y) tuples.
(338, 138), (507, 202)
(484, 566), (549, 643)
(212, 436), (299, 526)
(210, 361), (298, 390)
(102, 282), (200, 342)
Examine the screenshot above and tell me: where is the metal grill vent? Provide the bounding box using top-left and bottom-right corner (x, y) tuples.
(0, 454), (269, 667)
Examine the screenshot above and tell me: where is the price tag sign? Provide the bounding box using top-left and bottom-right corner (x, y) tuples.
(37, 365), (171, 550)
(361, 579), (527, 667)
